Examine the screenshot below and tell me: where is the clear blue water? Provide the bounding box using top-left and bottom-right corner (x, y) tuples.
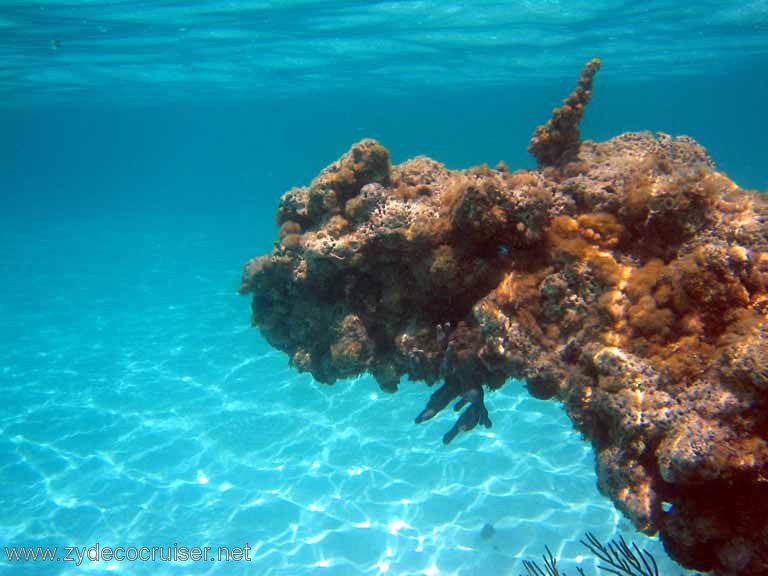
(1, 1), (767, 575)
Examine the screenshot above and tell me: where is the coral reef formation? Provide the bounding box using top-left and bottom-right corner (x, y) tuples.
(239, 60), (768, 575)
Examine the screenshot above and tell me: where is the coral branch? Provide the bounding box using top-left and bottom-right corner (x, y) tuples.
(239, 60), (768, 575)
(528, 58), (601, 167)
(580, 532), (658, 576)
(522, 533), (655, 576)
(523, 546), (564, 576)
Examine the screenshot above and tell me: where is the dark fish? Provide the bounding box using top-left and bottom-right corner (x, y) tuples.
(481, 523), (496, 541)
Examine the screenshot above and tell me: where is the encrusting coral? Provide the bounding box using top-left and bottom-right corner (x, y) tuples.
(239, 60), (768, 576)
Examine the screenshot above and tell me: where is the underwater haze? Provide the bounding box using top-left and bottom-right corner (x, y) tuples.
(1, 1), (767, 575)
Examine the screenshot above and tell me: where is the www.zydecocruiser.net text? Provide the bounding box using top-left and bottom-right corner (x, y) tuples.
(5, 543), (253, 566)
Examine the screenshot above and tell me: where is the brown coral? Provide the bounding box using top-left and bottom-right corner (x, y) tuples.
(239, 61), (768, 576)
(528, 57), (601, 167)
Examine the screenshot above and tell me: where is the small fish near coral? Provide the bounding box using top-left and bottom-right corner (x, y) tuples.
(480, 522), (496, 542)
(239, 59), (768, 576)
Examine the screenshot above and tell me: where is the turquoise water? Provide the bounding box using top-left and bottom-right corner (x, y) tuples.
(1, 1), (767, 575)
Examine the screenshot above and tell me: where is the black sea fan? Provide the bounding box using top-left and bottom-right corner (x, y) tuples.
(521, 532), (659, 576)
(579, 532), (658, 576)
(522, 545), (585, 576)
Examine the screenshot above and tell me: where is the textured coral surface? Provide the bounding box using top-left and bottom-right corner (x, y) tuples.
(239, 62), (768, 575)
